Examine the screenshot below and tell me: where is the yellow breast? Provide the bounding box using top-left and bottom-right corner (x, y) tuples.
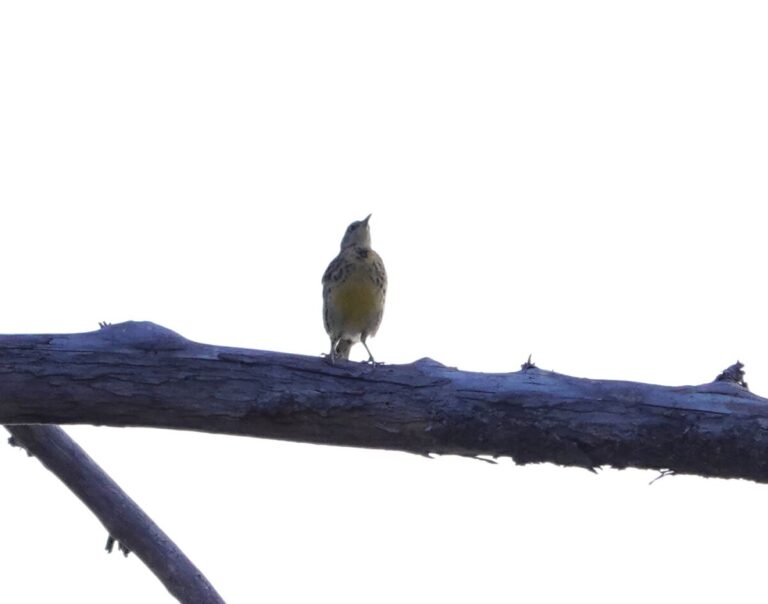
(330, 276), (380, 332)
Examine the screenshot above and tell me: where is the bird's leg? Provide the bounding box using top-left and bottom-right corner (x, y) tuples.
(325, 338), (339, 365)
(361, 338), (376, 365)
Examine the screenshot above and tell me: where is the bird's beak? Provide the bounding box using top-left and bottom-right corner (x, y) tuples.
(363, 214), (372, 225)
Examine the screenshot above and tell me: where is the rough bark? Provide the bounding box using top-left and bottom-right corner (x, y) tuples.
(6, 424), (225, 604)
(1, 321), (767, 482)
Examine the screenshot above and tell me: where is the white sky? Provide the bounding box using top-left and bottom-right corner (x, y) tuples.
(1, 1), (768, 602)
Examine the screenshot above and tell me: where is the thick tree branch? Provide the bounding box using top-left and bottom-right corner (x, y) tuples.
(1, 321), (768, 482)
(6, 424), (225, 604)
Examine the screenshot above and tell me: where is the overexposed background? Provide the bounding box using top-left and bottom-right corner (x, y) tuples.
(2, 1), (768, 602)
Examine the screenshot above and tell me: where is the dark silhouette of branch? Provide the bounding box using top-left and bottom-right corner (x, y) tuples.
(1, 321), (767, 483)
(5, 424), (225, 604)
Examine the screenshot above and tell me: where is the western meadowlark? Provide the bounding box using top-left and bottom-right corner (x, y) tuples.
(322, 214), (387, 363)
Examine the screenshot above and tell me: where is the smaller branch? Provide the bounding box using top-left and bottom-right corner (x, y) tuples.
(6, 425), (225, 604)
(461, 454), (498, 465)
(715, 361), (748, 389)
(649, 469), (676, 485)
(105, 535), (132, 557)
(521, 354), (537, 370)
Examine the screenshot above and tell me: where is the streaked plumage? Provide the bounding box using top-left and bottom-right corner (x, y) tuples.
(322, 214), (387, 363)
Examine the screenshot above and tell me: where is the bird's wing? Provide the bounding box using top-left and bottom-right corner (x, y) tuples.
(370, 251), (387, 295)
(322, 253), (345, 286)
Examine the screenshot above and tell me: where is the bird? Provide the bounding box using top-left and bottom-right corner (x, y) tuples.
(322, 214), (387, 363)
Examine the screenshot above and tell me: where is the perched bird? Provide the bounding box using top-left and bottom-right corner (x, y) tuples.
(322, 214), (387, 363)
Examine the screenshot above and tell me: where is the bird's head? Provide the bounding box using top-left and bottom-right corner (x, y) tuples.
(339, 214), (372, 249)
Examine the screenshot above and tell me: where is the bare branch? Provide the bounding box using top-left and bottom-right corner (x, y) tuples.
(2, 321), (768, 482)
(6, 424), (225, 604)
